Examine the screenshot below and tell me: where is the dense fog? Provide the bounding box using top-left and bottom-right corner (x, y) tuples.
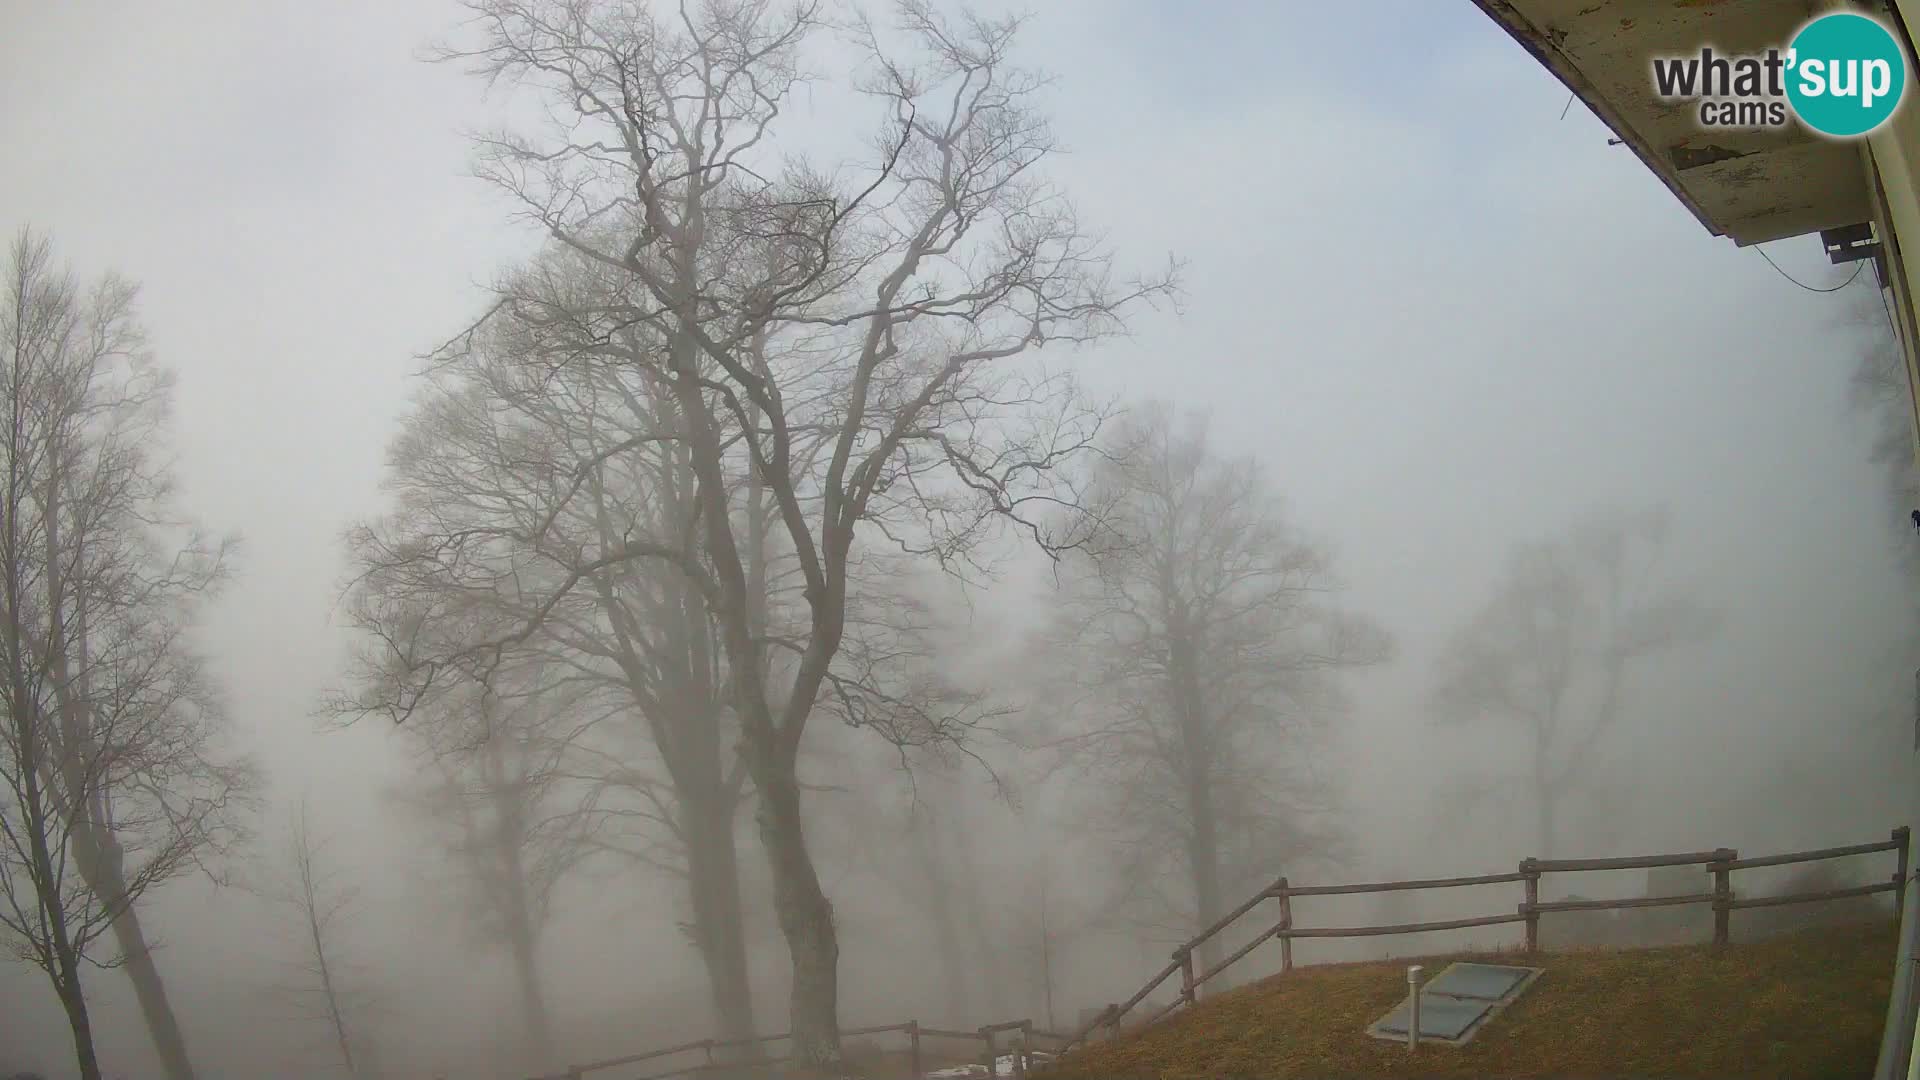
(2, 3), (1914, 1078)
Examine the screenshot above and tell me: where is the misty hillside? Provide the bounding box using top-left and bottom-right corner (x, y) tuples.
(1039, 922), (1896, 1080)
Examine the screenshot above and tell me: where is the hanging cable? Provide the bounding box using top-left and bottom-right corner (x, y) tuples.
(1755, 245), (1865, 292)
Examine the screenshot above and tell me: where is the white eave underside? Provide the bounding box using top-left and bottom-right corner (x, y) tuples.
(1474, 0), (1872, 246)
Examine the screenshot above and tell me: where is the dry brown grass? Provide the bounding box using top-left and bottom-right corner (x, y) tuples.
(1037, 920), (1896, 1080)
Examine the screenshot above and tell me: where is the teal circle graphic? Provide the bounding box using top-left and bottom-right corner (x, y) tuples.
(1786, 12), (1907, 137)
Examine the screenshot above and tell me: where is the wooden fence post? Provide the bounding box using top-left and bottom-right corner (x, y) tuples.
(1177, 946), (1196, 1007)
(1013, 1021), (1032, 1080)
(908, 1021), (922, 1080)
(1103, 1003), (1120, 1043)
(981, 1027), (997, 1080)
(1711, 847), (1736, 947)
(1896, 827), (1911, 914)
(1520, 858), (1539, 953)
(1276, 878), (1294, 974)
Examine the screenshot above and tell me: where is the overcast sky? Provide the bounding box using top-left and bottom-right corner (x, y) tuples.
(3, 2), (1914, 1076)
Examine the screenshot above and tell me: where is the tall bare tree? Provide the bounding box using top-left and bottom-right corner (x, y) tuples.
(1046, 404), (1389, 981)
(268, 804), (377, 1079)
(345, 1), (1173, 1065)
(342, 294), (986, 1051)
(1432, 506), (1714, 858)
(0, 230), (251, 1080)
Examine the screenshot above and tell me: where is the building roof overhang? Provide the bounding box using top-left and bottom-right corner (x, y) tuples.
(1470, 0), (1874, 245)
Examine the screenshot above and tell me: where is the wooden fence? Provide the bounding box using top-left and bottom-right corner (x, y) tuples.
(535, 1016), (1072, 1080)
(1058, 825), (1912, 1055)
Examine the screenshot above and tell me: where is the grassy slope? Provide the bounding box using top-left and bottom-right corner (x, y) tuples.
(1038, 921), (1896, 1080)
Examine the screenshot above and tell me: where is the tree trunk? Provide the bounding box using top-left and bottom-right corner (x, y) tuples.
(1035, 880), (1056, 1031)
(55, 958), (104, 1080)
(589, 457), (758, 1058)
(1167, 606), (1225, 988)
(686, 794), (758, 1051)
(753, 762), (841, 1070)
(914, 814), (974, 1022)
(665, 227), (840, 1069)
(17, 457), (105, 1080)
(6, 692), (103, 1080)
(86, 834), (197, 1080)
(501, 883), (555, 1069)
(307, 898), (357, 1077)
(1534, 737), (1556, 860)
(952, 818), (1005, 1006)
(709, 432), (763, 1054)
(116, 922), (197, 1080)
(484, 732), (555, 1070)
(22, 757), (103, 1080)
(5, 648), (106, 1080)
(1185, 787), (1227, 988)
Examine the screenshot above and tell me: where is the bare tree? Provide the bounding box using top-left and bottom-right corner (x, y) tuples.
(1848, 287), (1917, 558)
(340, 1), (1175, 1065)
(902, 795), (983, 1022)
(1017, 855), (1084, 1033)
(390, 674), (583, 1073)
(0, 230), (251, 1080)
(268, 804), (377, 1079)
(1432, 506), (1714, 858)
(1045, 404), (1389, 982)
(904, 804), (977, 1020)
(840, 751), (1010, 1027)
(339, 336), (769, 1044)
(341, 290), (994, 1051)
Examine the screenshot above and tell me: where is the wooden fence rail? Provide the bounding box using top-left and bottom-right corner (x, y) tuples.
(539, 1015), (1072, 1080)
(1058, 825), (1911, 1055)
(1285, 870), (1530, 897)
(535, 828), (1912, 1074)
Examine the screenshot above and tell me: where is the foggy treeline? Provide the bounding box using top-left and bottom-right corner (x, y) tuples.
(3, 2), (1917, 1079)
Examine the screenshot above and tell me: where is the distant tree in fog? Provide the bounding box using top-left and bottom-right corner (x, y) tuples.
(1045, 404), (1391, 984)
(1018, 855), (1090, 1033)
(1432, 506), (1714, 858)
(1825, 290), (1918, 835)
(839, 754), (1011, 1026)
(1844, 285), (1920, 738)
(341, 0), (1172, 1064)
(1847, 287), (1918, 567)
(335, 321), (770, 1047)
(266, 805), (378, 1080)
(388, 672), (588, 1073)
(0, 230), (254, 1080)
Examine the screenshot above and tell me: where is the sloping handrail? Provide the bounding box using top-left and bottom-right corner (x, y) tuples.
(536, 1014), (1070, 1080)
(1056, 826), (1910, 1055)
